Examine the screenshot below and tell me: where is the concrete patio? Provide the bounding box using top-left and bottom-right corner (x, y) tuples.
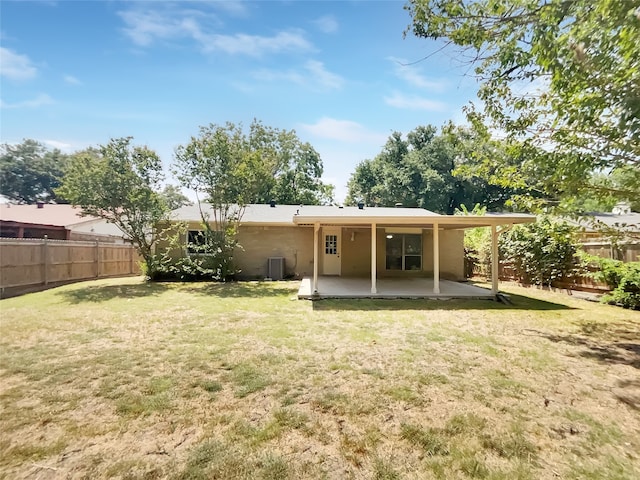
(297, 276), (496, 300)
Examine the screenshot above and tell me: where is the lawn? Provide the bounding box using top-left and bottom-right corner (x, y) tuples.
(0, 278), (638, 480)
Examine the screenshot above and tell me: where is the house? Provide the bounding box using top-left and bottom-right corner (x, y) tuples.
(0, 203), (128, 243)
(568, 203), (640, 262)
(163, 203), (535, 298)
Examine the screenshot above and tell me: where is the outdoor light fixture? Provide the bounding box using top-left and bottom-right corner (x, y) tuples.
(386, 234), (393, 239)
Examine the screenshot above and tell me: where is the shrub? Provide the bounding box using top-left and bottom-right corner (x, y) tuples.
(587, 256), (640, 309)
(500, 216), (581, 286)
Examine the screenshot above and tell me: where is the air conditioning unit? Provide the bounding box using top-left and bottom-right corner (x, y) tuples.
(267, 257), (285, 280)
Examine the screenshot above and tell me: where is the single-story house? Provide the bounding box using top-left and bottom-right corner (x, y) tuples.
(567, 203), (639, 262)
(0, 203), (128, 243)
(163, 203), (535, 299)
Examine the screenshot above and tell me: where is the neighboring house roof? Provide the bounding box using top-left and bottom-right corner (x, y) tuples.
(0, 203), (95, 228)
(579, 212), (640, 231)
(171, 203), (535, 229)
(0, 203), (125, 237)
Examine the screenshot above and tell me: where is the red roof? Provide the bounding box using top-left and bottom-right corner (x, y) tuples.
(0, 204), (97, 228)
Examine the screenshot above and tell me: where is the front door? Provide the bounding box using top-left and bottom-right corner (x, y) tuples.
(322, 227), (341, 275)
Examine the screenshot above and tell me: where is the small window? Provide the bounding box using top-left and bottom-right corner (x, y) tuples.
(187, 230), (222, 255)
(325, 234), (338, 255)
(386, 233), (422, 270)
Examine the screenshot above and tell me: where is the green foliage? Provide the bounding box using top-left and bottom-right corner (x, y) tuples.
(174, 120), (333, 206)
(583, 255), (640, 309)
(0, 139), (69, 204)
(406, 0), (640, 212)
(500, 217), (581, 286)
(57, 138), (169, 278)
(346, 123), (513, 213)
(159, 184), (191, 210)
(456, 203), (492, 276)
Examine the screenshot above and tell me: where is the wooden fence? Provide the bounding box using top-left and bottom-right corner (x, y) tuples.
(0, 238), (141, 298)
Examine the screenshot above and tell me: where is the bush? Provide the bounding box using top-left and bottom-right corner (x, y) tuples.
(500, 216), (581, 286)
(586, 256), (640, 309)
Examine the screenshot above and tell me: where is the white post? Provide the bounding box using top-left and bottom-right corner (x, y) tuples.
(371, 223), (377, 294)
(313, 223), (320, 294)
(491, 224), (499, 294)
(433, 224), (440, 294)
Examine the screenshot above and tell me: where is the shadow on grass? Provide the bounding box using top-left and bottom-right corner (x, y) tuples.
(56, 280), (297, 303)
(526, 319), (640, 370)
(57, 281), (171, 304)
(311, 292), (574, 312)
(173, 281), (296, 298)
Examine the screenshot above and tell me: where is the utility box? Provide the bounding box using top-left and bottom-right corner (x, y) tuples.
(267, 257), (285, 280)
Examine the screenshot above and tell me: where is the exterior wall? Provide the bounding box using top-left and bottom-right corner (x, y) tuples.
(235, 226), (314, 279)
(340, 227), (372, 277)
(157, 221), (464, 281)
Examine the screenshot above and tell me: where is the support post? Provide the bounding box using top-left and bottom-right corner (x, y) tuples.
(371, 223), (377, 294)
(491, 224), (499, 294)
(433, 223), (440, 294)
(313, 223), (319, 294)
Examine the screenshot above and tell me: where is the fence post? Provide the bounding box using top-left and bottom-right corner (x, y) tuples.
(95, 240), (100, 278)
(129, 246), (134, 274)
(42, 236), (49, 285)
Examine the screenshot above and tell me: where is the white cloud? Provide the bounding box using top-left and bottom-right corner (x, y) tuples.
(313, 15), (338, 34)
(388, 56), (447, 92)
(384, 91), (447, 112)
(43, 140), (74, 151)
(304, 60), (343, 89)
(201, 31), (311, 56)
(0, 47), (37, 81)
(253, 60), (343, 90)
(0, 94), (54, 109)
(64, 74), (82, 86)
(118, 7), (311, 56)
(299, 117), (387, 144)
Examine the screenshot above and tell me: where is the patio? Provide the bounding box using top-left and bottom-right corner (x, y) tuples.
(297, 276), (496, 300)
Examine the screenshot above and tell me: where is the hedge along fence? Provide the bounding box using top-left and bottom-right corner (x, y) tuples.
(0, 237), (141, 298)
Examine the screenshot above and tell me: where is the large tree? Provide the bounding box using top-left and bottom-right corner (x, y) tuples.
(406, 0), (640, 211)
(0, 139), (69, 204)
(173, 120), (334, 279)
(346, 124), (513, 213)
(57, 138), (169, 277)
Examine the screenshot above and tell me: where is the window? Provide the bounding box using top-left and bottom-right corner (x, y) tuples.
(187, 230), (207, 255)
(325, 234), (338, 255)
(187, 230), (222, 255)
(386, 233), (422, 270)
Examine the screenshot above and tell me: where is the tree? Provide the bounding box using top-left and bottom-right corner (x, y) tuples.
(500, 216), (581, 286)
(346, 124), (513, 213)
(406, 0), (640, 211)
(57, 138), (169, 278)
(159, 185), (191, 210)
(0, 139), (69, 204)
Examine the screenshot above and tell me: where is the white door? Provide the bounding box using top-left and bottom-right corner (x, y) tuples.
(322, 227), (341, 275)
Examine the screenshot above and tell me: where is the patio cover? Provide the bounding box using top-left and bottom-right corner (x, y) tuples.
(292, 208), (535, 296)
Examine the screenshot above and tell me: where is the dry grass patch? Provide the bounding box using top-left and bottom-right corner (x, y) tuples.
(0, 277), (639, 479)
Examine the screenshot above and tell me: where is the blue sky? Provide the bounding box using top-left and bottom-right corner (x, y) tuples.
(1, 0), (480, 202)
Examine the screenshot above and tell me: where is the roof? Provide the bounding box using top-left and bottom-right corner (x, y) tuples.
(171, 203), (535, 229)
(0, 203), (97, 228)
(568, 212), (640, 232)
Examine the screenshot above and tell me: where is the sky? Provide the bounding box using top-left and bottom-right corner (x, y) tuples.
(1, 0), (481, 203)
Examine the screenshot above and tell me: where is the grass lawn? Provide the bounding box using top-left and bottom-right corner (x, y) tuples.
(0, 277), (639, 479)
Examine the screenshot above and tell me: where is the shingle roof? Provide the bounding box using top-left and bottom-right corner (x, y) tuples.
(0, 204), (97, 227)
(170, 203), (441, 224)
